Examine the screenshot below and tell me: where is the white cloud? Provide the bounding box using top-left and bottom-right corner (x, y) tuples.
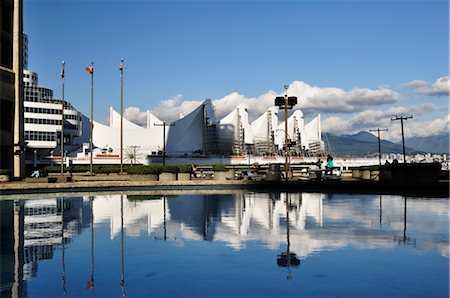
(416, 76), (450, 96)
(129, 80), (399, 123)
(398, 80), (428, 88)
(207, 81), (401, 121)
(286, 81), (401, 114)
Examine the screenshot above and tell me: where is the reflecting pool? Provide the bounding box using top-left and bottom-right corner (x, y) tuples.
(1, 192), (448, 297)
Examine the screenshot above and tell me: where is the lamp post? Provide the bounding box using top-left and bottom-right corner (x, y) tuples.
(154, 122), (175, 166)
(370, 128), (388, 165)
(275, 85), (297, 180)
(391, 116), (412, 163)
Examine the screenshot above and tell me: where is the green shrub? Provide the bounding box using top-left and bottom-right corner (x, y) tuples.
(178, 164), (192, 173)
(211, 164), (228, 172)
(127, 165), (163, 175)
(162, 165), (179, 173)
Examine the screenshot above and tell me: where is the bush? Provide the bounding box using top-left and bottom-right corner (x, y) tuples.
(211, 164), (228, 172)
(163, 165), (179, 173)
(127, 165), (163, 175)
(178, 164), (192, 173)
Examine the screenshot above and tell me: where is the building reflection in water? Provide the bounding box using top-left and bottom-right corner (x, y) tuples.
(1, 197), (88, 297)
(1, 192), (449, 296)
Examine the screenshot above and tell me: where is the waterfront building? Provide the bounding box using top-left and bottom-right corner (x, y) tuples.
(22, 35), (82, 166)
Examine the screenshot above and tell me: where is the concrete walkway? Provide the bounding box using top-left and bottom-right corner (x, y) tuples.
(1, 173), (448, 197)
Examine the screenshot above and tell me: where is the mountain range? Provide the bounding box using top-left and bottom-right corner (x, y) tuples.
(323, 131), (449, 157)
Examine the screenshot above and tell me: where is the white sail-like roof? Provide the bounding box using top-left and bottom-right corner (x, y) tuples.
(166, 103), (206, 153)
(303, 114), (322, 150)
(109, 106), (164, 129)
(251, 107), (278, 143)
(109, 106), (145, 129)
(275, 110), (305, 149)
(219, 104), (253, 145)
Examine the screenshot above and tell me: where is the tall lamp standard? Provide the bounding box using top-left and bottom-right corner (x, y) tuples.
(154, 122), (175, 166)
(370, 128), (388, 165)
(119, 58), (124, 175)
(275, 85), (297, 180)
(391, 116), (412, 163)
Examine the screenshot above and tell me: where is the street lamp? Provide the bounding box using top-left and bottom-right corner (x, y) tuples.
(275, 85), (297, 180)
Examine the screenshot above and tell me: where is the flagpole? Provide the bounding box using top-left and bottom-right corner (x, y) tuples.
(120, 58), (124, 175)
(90, 62), (94, 176)
(60, 61), (65, 176)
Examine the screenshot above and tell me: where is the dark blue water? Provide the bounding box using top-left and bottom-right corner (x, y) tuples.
(1, 192), (448, 297)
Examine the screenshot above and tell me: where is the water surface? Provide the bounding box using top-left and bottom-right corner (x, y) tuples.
(1, 192), (448, 297)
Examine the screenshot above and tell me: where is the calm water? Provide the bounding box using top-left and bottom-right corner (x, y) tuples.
(1, 191), (448, 297)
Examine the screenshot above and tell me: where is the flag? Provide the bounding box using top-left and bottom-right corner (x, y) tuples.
(86, 66), (94, 75)
(61, 61), (65, 79)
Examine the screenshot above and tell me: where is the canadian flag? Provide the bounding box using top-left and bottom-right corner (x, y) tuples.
(85, 66), (94, 75)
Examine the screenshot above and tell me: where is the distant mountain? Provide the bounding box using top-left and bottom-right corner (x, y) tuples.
(404, 133), (449, 154)
(323, 131), (417, 157)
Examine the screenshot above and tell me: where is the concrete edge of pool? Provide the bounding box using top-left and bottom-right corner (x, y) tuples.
(1, 177), (448, 197)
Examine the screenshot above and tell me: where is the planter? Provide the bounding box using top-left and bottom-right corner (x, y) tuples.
(177, 173), (191, 181)
(159, 172), (177, 182)
(362, 170), (371, 180)
(131, 174), (158, 181)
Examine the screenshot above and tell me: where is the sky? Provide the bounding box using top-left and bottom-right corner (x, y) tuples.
(24, 0), (449, 142)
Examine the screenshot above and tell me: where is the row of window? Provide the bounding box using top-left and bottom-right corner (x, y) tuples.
(66, 114), (81, 121)
(25, 107), (61, 115)
(25, 118), (62, 125)
(24, 73), (37, 80)
(25, 131), (56, 142)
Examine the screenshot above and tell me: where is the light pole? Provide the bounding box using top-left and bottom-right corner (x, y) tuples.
(391, 116), (412, 163)
(154, 122), (175, 166)
(275, 85), (297, 180)
(370, 128), (388, 165)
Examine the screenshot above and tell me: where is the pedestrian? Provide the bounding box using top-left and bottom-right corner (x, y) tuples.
(326, 155), (334, 169)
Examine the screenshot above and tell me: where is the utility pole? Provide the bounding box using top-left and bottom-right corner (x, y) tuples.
(391, 116), (413, 163)
(154, 122), (175, 165)
(370, 128), (388, 165)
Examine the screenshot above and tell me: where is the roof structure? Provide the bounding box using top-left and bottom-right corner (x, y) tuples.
(74, 100), (323, 157)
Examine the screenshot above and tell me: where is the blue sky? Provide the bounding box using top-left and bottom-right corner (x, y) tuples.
(25, 0), (449, 141)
